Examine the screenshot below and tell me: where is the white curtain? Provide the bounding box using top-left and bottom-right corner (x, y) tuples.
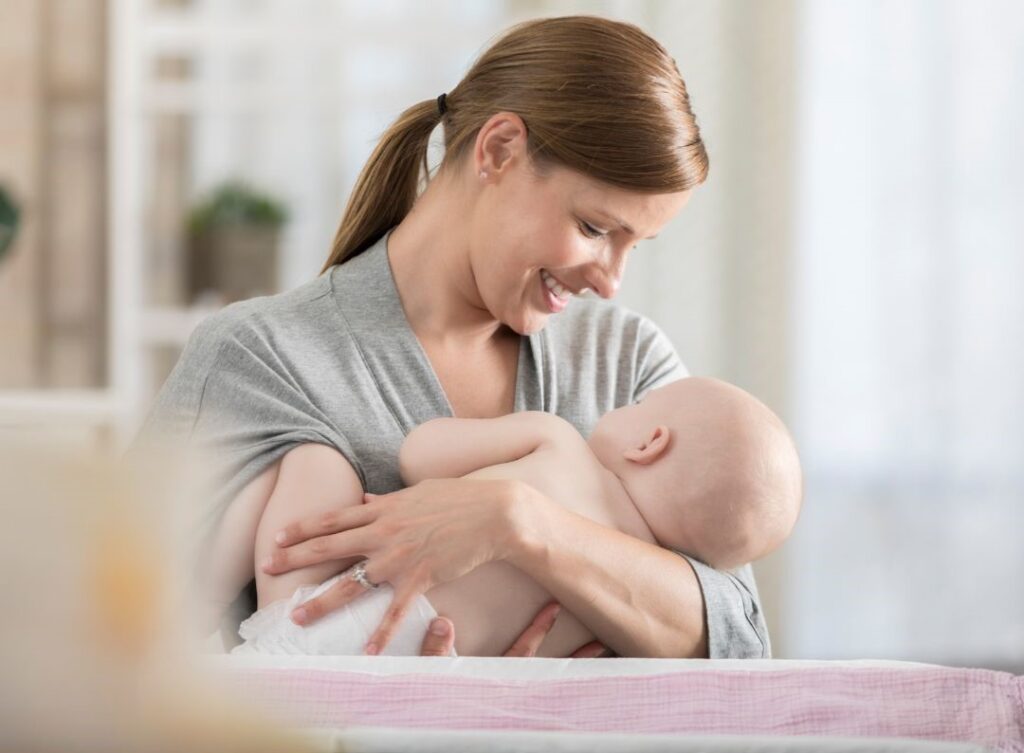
(789, 0), (1024, 667)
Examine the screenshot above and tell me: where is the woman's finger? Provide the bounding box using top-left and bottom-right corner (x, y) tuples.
(290, 562), (383, 626)
(274, 502), (379, 547)
(419, 617), (455, 656)
(570, 640), (609, 659)
(263, 527), (374, 575)
(503, 601), (561, 657)
(364, 577), (428, 655)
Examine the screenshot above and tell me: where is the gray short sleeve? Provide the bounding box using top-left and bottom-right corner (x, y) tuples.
(190, 316), (364, 507)
(132, 296), (364, 541)
(681, 558), (771, 658)
(632, 315), (690, 400)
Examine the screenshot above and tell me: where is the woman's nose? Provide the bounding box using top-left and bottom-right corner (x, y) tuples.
(584, 247), (628, 299)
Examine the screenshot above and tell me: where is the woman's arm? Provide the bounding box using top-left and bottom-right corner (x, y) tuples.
(266, 476), (769, 657)
(506, 487), (769, 660)
(265, 477), (712, 657)
(195, 461), (280, 636)
(505, 482), (709, 659)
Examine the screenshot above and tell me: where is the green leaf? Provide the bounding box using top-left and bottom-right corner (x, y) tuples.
(187, 181), (288, 236)
(0, 185), (20, 264)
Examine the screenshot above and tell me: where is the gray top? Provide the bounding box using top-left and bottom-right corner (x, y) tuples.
(134, 230), (770, 659)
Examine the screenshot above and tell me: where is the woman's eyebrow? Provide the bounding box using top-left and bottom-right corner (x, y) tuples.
(592, 209), (658, 240)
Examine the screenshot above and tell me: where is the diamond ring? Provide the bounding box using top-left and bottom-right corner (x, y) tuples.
(350, 561), (380, 590)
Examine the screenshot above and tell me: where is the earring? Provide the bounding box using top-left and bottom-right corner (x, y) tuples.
(479, 170), (488, 179)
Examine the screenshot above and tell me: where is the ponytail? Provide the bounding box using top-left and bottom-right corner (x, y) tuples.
(320, 98), (441, 271)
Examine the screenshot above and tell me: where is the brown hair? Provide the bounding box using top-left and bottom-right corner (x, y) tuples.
(322, 15), (708, 272)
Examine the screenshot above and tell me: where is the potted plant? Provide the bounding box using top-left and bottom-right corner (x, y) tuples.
(186, 181), (288, 305)
(0, 185), (20, 266)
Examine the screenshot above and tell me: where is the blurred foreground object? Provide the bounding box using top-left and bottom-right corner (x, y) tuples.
(0, 185), (19, 264)
(186, 181), (288, 306)
(0, 440), (315, 753)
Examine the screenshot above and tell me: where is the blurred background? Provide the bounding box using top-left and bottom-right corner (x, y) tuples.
(0, 0), (1020, 671)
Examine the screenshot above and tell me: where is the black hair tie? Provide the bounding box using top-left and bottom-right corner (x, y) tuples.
(437, 92), (448, 117)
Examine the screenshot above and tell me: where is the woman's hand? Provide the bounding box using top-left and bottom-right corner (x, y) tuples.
(418, 602), (612, 658)
(262, 477), (525, 653)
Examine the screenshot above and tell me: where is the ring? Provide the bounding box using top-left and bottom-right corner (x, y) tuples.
(350, 561), (380, 590)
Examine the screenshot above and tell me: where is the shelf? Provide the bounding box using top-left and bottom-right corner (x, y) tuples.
(139, 304), (223, 346)
(0, 390), (126, 425)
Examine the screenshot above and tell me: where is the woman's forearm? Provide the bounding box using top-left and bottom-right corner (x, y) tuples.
(501, 482), (709, 659)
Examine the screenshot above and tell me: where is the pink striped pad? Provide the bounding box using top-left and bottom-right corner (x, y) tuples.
(227, 666), (1024, 751)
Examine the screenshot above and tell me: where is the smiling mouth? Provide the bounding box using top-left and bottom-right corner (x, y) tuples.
(538, 270), (569, 314)
(541, 269), (574, 301)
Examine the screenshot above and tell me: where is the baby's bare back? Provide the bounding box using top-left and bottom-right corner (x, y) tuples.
(424, 435), (655, 657)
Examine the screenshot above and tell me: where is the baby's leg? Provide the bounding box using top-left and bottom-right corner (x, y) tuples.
(254, 443), (366, 609)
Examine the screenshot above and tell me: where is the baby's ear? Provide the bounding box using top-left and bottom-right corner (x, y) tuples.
(623, 425), (671, 465)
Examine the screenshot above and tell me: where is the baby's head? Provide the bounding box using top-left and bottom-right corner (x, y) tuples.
(587, 377), (802, 569)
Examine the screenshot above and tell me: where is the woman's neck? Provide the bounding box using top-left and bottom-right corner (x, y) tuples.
(387, 175), (509, 349)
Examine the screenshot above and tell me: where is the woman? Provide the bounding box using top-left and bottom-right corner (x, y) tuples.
(139, 15), (769, 659)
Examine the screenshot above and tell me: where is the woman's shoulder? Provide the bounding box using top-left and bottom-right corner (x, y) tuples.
(185, 275), (335, 354)
(139, 274), (348, 446)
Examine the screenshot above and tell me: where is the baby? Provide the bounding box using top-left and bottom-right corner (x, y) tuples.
(217, 376), (802, 657)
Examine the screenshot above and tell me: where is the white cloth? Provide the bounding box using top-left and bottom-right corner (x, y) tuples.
(232, 568), (456, 656)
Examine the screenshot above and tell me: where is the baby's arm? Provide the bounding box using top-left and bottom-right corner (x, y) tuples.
(399, 411), (575, 485)
(254, 443), (366, 608)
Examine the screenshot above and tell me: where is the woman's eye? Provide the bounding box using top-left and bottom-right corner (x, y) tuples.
(578, 221), (606, 239)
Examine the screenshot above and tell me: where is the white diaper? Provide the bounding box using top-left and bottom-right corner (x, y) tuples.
(232, 566), (456, 656)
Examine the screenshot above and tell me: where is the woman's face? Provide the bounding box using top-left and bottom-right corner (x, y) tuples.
(465, 118), (693, 335)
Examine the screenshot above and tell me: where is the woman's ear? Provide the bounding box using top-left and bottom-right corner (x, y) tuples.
(622, 425), (671, 465)
(474, 112), (528, 177)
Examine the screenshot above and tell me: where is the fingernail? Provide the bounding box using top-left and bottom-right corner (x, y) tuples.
(365, 642), (379, 655)
(364, 492), (376, 498)
(291, 608), (307, 625)
(430, 619), (450, 636)
(275, 531), (287, 545)
(261, 556), (273, 572)
(550, 604), (561, 619)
